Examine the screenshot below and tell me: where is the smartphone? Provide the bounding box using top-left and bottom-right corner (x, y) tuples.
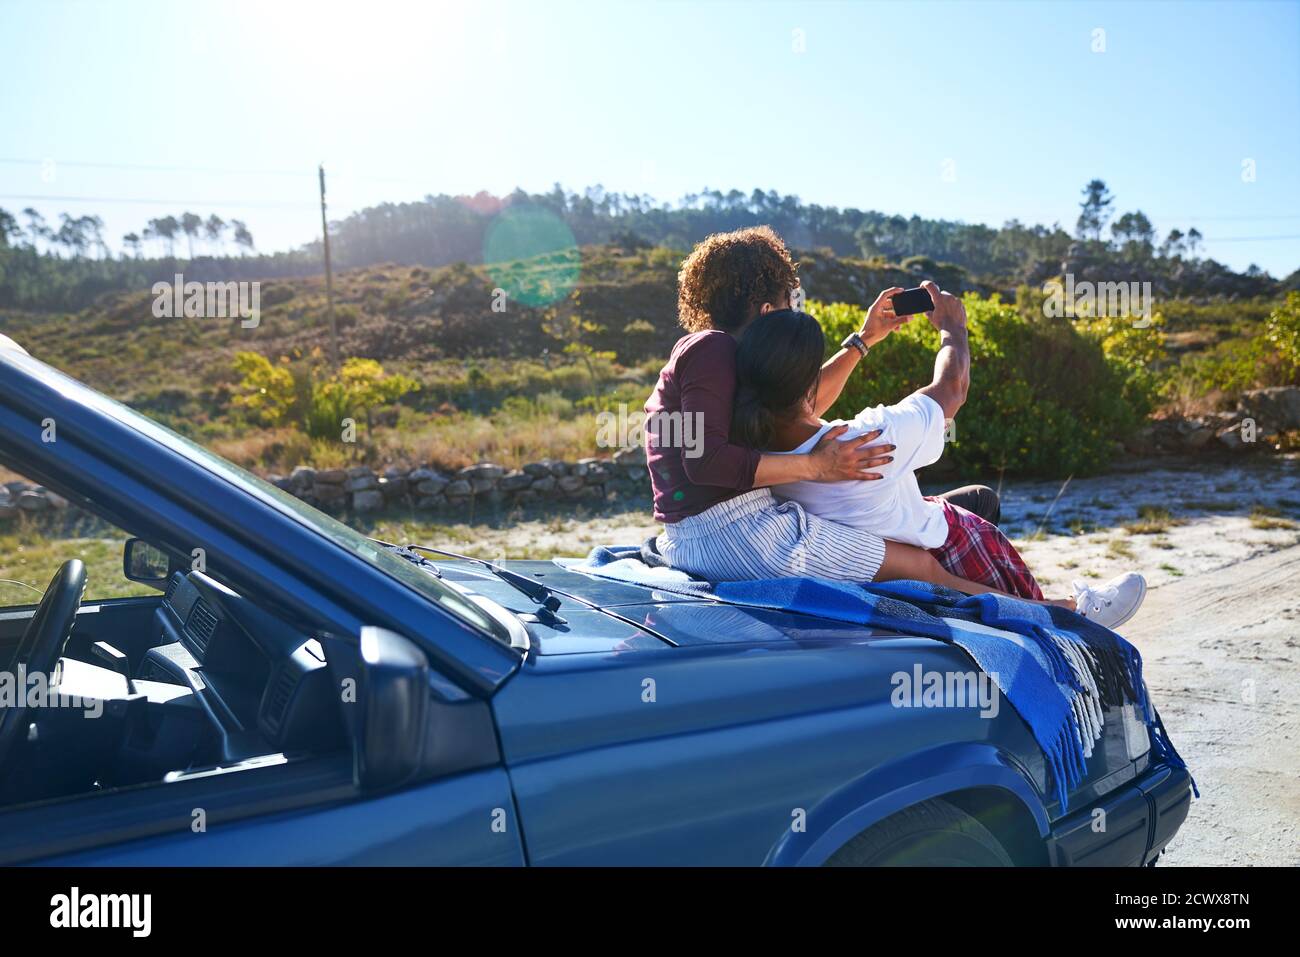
(890, 287), (935, 317)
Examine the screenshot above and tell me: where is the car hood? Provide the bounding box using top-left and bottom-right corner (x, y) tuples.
(439, 559), (1151, 817)
(436, 559), (914, 654)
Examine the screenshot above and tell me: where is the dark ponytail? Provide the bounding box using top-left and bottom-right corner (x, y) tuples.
(731, 309), (826, 449)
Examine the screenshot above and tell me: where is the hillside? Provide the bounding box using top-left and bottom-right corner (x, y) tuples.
(0, 244), (943, 414)
(1, 242), (1295, 480)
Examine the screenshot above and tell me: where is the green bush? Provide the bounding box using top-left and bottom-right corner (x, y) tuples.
(1162, 292), (1300, 401)
(1264, 291), (1300, 373)
(232, 353), (417, 440)
(810, 295), (1154, 477)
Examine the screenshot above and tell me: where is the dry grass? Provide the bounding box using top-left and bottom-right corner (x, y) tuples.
(1125, 505), (1182, 535)
(208, 427), (314, 470)
(378, 411), (609, 470)
(1249, 506), (1298, 531)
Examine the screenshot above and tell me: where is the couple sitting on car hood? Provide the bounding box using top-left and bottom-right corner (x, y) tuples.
(643, 226), (1146, 630)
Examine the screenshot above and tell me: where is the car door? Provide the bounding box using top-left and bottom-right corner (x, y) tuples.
(0, 627), (526, 866)
(11, 760), (524, 866)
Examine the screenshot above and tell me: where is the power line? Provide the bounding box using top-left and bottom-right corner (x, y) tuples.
(0, 156), (434, 188)
(3, 156), (1299, 225)
(0, 193), (318, 210)
(0, 157), (313, 178)
(1200, 234), (1300, 243)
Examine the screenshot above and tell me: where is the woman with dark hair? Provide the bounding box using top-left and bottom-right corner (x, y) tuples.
(644, 226), (1016, 590)
(730, 302), (1148, 628)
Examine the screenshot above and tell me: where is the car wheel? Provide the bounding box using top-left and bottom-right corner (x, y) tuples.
(824, 798), (1014, 866)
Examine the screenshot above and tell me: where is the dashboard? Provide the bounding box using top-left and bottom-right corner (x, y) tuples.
(143, 571), (344, 762)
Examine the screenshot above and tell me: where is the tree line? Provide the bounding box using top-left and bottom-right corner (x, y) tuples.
(0, 179), (1294, 312)
(0, 208), (255, 260)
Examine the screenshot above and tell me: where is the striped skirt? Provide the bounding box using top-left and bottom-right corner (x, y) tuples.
(656, 488), (887, 583)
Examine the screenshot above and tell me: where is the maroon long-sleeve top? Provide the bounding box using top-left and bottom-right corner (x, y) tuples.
(644, 330), (762, 523)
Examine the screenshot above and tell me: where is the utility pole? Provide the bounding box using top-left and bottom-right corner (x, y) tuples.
(319, 163), (339, 368)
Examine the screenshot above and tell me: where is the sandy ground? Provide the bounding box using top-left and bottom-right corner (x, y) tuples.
(1126, 544), (1300, 866)
(404, 454), (1300, 865)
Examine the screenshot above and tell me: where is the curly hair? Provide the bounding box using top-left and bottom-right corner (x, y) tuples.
(676, 226), (799, 333)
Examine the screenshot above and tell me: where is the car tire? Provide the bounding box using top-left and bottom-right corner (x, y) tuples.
(824, 798), (1014, 866)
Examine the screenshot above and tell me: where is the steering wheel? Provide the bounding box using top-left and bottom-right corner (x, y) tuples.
(0, 560), (86, 771)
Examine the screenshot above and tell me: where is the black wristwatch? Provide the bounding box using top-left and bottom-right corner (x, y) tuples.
(842, 332), (869, 357)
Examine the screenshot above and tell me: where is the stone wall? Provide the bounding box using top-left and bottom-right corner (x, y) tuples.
(269, 446), (650, 514)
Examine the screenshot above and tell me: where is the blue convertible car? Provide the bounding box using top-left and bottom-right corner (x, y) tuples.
(0, 347), (1192, 866)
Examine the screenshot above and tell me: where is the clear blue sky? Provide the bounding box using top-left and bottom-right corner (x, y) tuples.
(2, 0), (1298, 274)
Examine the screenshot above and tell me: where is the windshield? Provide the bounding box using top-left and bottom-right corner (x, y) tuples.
(20, 353), (513, 645)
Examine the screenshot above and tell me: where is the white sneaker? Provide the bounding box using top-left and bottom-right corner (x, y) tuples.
(1072, 573), (1147, 630)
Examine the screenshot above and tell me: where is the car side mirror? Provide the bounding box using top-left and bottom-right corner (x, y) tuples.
(123, 538), (174, 586)
(330, 626), (430, 791)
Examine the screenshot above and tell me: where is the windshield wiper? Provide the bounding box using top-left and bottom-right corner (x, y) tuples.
(373, 540), (443, 577)
(404, 544), (566, 626)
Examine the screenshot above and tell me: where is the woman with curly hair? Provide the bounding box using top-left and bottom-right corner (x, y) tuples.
(644, 226), (1004, 588)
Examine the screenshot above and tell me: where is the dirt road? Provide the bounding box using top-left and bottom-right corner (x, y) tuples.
(1125, 544), (1300, 866)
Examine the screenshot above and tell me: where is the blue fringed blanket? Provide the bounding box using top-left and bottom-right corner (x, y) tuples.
(561, 545), (1194, 811)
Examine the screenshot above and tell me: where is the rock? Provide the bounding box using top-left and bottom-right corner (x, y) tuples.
(378, 476), (407, 497)
(525, 460), (566, 478)
(458, 463), (505, 482)
(1123, 425), (1155, 455)
(1238, 386), (1300, 431)
(444, 479), (472, 498)
(469, 478), (496, 494)
(352, 489), (384, 512)
(613, 446), (647, 467)
(312, 483), (348, 502)
(558, 475), (586, 494)
(1206, 410), (1242, 428)
(44, 491), (69, 509)
(315, 468), (347, 484)
(408, 467), (441, 482)
(1183, 425), (1215, 450)
(585, 463), (612, 483)
(625, 467), (646, 482)
(499, 470), (533, 492)
(415, 495), (446, 509)
(383, 466), (410, 481)
(288, 466), (316, 490)
(416, 477), (449, 496)
(530, 475), (557, 494)
(17, 490), (49, 511)
(345, 473), (379, 492)
(1151, 419), (1184, 452)
(573, 457), (601, 477)
(1216, 422), (1260, 451)
(4, 481), (29, 495)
